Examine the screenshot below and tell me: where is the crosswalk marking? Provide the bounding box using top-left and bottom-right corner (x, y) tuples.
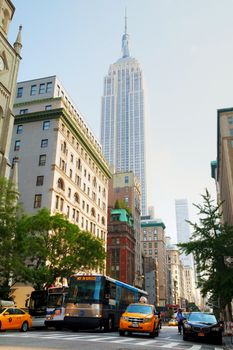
(136, 339), (159, 345)
(161, 342), (181, 348)
(111, 338), (137, 343)
(88, 336), (119, 341)
(0, 331), (224, 349)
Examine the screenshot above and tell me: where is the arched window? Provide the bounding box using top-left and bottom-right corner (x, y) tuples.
(74, 192), (80, 204)
(91, 207), (96, 217)
(57, 177), (65, 191)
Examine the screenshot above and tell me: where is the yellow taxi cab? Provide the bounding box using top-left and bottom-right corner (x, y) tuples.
(119, 302), (160, 337)
(168, 318), (178, 326)
(0, 301), (32, 331)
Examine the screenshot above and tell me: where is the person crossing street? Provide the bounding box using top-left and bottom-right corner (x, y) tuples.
(176, 308), (185, 334)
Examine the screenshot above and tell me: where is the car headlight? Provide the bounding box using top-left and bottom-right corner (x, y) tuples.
(144, 317), (153, 323)
(184, 323), (192, 329)
(212, 327), (220, 331)
(121, 316), (128, 321)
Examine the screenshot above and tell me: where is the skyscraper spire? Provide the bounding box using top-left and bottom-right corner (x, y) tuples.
(122, 9), (130, 58)
(125, 8), (127, 35)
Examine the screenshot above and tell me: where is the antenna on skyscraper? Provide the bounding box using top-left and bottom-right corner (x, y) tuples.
(122, 8), (130, 58)
(125, 8), (127, 35)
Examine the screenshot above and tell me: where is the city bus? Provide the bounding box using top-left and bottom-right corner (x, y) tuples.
(27, 286), (68, 327)
(64, 274), (148, 331)
(45, 285), (69, 329)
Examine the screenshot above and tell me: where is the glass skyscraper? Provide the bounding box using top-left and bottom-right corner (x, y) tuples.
(100, 16), (147, 215)
(175, 198), (193, 267)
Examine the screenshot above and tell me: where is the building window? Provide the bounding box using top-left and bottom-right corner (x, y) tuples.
(41, 139), (48, 148)
(228, 116), (233, 124)
(30, 85), (37, 95)
(230, 128), (233, 136)
(46, 82), (52, 93)
(16, 125), (23, 134)
(39, 83), (46, 94)
(19, 109), (28, 115)
(43, 121), (50, 130)
(12, 157), (19, 166)
(45, 105), (52, 110)
(17, 87), (23, 98)
(68, 187), (71, 198)
(57, 178), (65, 190)
(39, 154), (46, 166)
(34, 194), (42, 208)
(74, 192), (80, 204)
(55, 195), (59, 209)
(60, 198), (64, 211)
(125, 175), (129, 184)
(14, 140), (20, 151)
(36, 176), (44, 186)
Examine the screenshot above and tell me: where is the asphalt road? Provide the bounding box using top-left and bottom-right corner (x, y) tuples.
(0, 325), (224, 350)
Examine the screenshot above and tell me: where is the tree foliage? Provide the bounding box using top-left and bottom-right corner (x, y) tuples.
(0, 177), (20, 298)
(114, 199), (132, 215)
(0, 176), (106, 295)
(17, 208), (106, 289)
(178, 189), (233, 314)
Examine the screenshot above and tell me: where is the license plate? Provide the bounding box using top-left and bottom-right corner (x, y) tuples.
(198, 332), (205, 337)
(132, 322), (139, 327)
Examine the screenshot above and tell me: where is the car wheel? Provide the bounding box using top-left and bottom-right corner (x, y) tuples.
(183, 331), (188, 341)
(149, 328), (156, 338)
(119, 330), (125, 336)
(20, 321), (29, 332)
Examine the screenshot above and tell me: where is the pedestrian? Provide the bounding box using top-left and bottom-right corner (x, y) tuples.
(176, 308), (185, 334)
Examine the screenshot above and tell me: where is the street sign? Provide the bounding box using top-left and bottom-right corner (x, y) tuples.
(224, 256), (233, 266)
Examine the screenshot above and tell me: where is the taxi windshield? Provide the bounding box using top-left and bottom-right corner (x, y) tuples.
(0, 308), (6, 313)
(126, 304), (153, 314)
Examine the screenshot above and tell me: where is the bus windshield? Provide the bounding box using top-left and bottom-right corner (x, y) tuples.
(47, 294), (64, 308)
(29, 291), (47, 310)
(68, 276), (103, 303)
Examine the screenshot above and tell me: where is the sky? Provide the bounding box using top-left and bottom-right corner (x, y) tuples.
(8, 0), (233, 243)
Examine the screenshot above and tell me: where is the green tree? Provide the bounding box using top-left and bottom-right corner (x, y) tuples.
(0, 177), (20, 299)
(114, 199), (132, 215)
(178, 190), (233, 318)
(17, 208), (106, 289)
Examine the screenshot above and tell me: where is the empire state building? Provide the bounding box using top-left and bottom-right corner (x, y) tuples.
(100, 16), (147, 215)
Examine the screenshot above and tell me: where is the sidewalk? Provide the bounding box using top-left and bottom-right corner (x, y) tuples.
(223, 335), (233, 349)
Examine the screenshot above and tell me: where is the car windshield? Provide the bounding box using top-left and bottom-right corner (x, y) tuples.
(126, 305), (153, 314)
(0, 308), (6, 313)
(188, 313), (217, 324)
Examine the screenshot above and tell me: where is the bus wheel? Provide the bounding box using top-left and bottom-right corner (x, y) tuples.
(104, 317), (113, 332)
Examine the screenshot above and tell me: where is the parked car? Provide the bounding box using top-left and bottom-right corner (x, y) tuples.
(119, 302), (160, 337)
(183, 312), (223, 345)
(168, 318), (178, 326)
(0, 305), (32, 332)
